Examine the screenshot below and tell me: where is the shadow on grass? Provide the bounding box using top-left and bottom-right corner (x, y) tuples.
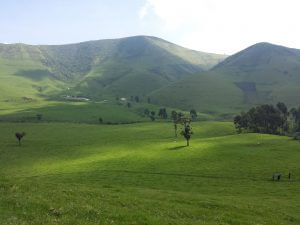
(168, 145), (187, 150)
(0, 101), (145, 124)
(15, 69), (54, 81)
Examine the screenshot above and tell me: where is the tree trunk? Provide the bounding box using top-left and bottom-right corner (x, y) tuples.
(187, 139), (189, 146)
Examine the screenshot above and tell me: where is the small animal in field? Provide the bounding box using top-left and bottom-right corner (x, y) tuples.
(15, 132), (26, 146)
(272, 173), (282, 181)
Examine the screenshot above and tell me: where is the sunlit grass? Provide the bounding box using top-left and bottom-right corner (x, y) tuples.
(0, 121), (300, 224)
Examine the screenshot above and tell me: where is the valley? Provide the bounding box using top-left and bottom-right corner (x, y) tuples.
(1, 36), (300, 225)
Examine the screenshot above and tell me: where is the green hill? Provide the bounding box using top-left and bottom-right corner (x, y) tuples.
(213, 42), (300, 105)
(149, 71), (244, 118)
(150, 42), (300, 117)
(0, 36), (226, 121)
(0, 36), (226, 101)
(1, 121), (299, 224)
(3, 38), (300, 120)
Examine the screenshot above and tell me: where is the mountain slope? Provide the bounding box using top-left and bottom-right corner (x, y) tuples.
(0, 36), (227, 102)
(150, 42), (300, 117)
(149, 71), (244, 118)
(212, 42), (300, 105)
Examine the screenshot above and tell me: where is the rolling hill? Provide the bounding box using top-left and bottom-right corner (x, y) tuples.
(1, 121), (299, 224)
(0, 36), (226, 102)
(3, 37), (300, 119)
(150, 42), (300, 117)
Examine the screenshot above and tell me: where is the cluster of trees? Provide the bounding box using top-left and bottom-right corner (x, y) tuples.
(290, 107), (300, 132)
(129, 95), (149, 103)
(233, 102), (300, 136)
(158, 108), (168, 119)
(142, 108), (198, 121)
(143, 109), (156, 121)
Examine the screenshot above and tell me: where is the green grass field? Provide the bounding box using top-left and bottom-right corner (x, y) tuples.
(1, 121), (299, 225)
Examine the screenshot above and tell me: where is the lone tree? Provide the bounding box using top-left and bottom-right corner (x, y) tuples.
(144, 108), (150, 116)
(15, 132), (26, 146)
(171, 110), (178, 137)
(190, 109), (197, 120)
(99, 117), (103, 124)
(127, 102), (131, 108)
(36, 114), (43, 121)
(150, 111), (156, 121)
(180, 118), (193, 146)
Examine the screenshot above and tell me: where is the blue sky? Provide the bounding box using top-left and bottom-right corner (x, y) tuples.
(1, 0), (300, 54)
(0, 0), (153, 44)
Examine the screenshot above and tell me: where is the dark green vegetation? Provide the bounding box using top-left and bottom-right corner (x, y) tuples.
(151, 42), (300, 116)
(1, 121), (300, 225)
(234, 102), (289, 135)
(234, 102), (300, 142)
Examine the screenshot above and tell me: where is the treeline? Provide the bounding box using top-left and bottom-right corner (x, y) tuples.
(234, 102), (300, 137)
(142, 108), (198, 121)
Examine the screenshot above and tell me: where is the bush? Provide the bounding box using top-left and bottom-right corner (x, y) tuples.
(293, 132), (300, 140)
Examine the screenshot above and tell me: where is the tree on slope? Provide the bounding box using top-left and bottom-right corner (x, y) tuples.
(171, 110), (178, 137)
(144, 108), (150, 116)
(190, 109), (197, 120)
(158, 108), (168, 119)
(180, 118), (193, 146)
(150, 111), (156, 121)
(15, 132), (26, 146)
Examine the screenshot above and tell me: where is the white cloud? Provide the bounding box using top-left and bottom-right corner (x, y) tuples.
(138, 2), (150, 19)
(140, 0), (300, 54)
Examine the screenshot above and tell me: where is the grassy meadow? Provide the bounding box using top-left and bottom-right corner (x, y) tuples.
(1, 121), (300, 225)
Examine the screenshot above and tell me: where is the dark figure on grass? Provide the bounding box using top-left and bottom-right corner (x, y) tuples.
(272, 173), (281, 181)
(277, 174), (281, 181)
(15, 132), (26, 146)
(180, 118), (193, 146)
